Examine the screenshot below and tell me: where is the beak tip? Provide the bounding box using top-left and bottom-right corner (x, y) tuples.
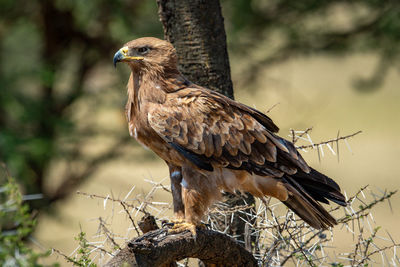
(113, 50), (123, 68)
(113, 57), (119, 68)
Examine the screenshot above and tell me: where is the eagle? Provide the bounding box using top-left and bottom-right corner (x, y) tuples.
(113, 37), (346, 234)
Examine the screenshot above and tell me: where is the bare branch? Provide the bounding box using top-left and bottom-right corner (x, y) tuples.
(296, 131), (362, 150)
(104, 228), (257, 267)
(76, 191), (148, 215)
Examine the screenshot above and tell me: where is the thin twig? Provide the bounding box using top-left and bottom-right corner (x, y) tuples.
(297, 131), (362, 150)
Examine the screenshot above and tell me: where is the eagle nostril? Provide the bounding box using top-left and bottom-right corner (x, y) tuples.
(121, 47), (129, 55)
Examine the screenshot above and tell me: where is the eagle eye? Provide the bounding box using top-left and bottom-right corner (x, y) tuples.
(137, 46), (150, 54)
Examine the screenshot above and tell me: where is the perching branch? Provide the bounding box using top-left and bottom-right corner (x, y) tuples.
(104, 228), (257, 267)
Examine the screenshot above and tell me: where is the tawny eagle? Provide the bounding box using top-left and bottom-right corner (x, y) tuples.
(113, 37), (346, 234)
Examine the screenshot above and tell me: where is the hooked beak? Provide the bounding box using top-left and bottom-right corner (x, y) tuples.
(113, 47), (144, 68)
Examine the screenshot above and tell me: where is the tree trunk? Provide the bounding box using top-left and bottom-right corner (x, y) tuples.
(157, 0), (256, 247)
(157, 0), (233, 98)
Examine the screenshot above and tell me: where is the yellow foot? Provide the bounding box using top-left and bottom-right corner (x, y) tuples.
(168, 222), (205, 237)
(170, 217), (185, 224)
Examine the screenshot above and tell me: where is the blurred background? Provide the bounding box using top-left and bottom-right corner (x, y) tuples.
(1, 0), (399, 265)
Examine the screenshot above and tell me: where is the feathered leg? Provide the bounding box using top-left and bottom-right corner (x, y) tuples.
(167, 163), (185, 221)
(169, 165), (221, 236)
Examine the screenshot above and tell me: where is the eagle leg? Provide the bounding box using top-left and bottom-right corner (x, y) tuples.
(168, 166), (221, 237)
(167, 184), (209, 236)
(168, 221), (201, 237)
(167, 163), (185, 221)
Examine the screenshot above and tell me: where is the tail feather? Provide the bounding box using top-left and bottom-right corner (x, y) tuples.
(283, 177), (337, 229)
(293, 168), (347, 206)
(301, 183), (347, 206)
(281, 170), (347, 229)
(294, 167), (341, 191)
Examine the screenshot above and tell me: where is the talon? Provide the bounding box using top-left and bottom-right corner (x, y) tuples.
(170, 217), (185, 224)
(168, 222), (198, 237)
(161, 220), (174, 227)
(163, 217), (185, 228)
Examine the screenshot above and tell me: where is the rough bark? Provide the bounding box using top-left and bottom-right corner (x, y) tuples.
(104, 228), (257, 267)
(157, 0), (256, 245)
(157, 0), (234, 98)
(138, 213), (159, 234)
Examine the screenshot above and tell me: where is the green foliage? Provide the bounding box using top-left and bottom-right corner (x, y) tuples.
(222, 0), (400, 91)
(0, 0), (162, 209)
(73, 232), (96, 267)
(0, 170), (57, 267)
(224, 0), (400, 52)
(57, 231), (97, 267)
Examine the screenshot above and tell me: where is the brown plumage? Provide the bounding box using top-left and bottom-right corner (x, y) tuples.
(113, 37), (346, 231)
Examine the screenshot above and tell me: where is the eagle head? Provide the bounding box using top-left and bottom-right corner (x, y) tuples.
(113, 37), (178, 72)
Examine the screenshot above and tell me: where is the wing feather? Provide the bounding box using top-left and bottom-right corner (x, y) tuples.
(239, 139), (252, 155)
(148, 87), (310, 176)
(213, 134), (223, 157)
(204, 132), (214, 157)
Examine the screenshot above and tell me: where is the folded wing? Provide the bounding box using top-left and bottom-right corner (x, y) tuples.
(148, 86), (346, 229)
(148, 87), (310, 177)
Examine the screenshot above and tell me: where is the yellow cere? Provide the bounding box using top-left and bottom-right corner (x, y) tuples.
(120, 47), (144, 61)
(121, 46), (129, 55)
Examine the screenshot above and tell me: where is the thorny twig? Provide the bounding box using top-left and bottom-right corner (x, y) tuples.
(62, 129), (397, 266)
(76, 191), (148, 214)
(291, 127), (313, 144)
(207, 185), (398, 266)
(65, 181), (398, 266)
(265, 102), (280, 114)
(119, 201), (140, 236)
(98, 217), (121, 250)
(296, 130), (362, 150)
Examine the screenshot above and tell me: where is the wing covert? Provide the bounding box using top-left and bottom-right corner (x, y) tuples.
(148, 88), (310, 176)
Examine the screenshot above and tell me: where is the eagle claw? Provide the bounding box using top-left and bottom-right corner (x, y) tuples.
(167, 222), (206, 237)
